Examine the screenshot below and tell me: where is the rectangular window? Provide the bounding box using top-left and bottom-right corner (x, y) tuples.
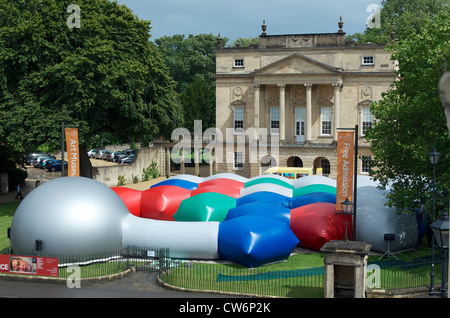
(270, 107), (280, 135)
(362, 56), (374, 65)
(321, 107), (332, 135)
(295, 107), (305, 141)
(361, 107), (373, 135)
(234, 59), (244, 68)
(234, 152), (243, 170)
(362, 156), (372, 173)
(234, 107), (244, 134)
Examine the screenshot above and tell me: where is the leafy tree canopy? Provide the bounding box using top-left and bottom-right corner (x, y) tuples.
(0, 0), (183, 161)
(347, 0), (449, 43)
(155, 34), (226, 131)
(366, 7), (450, 214)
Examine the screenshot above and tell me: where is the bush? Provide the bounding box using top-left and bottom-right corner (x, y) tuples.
(142, 161), (159, 181)
(8, 168), (28, 191)
(117, 175), (127, 186)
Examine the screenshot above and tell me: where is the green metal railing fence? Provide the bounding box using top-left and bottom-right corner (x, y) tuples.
(0, 246), (169, 279)
(160, 261), (324, 298)
(1, 246), (447, 298)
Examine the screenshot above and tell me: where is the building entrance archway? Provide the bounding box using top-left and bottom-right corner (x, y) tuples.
(287, 156), (303, 167)
(314, 157), (331, 176)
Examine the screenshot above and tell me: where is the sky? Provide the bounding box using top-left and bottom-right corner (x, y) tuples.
(114, 0), (383, 42)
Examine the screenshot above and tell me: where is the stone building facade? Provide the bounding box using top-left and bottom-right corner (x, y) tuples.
(214, 20), (397, 178)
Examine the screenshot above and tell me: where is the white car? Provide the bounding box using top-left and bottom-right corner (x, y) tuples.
(87, 149), (99, 158)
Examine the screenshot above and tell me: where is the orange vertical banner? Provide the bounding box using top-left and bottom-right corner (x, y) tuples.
(65, 128), (80, 177)
(336, 130), (354, 210)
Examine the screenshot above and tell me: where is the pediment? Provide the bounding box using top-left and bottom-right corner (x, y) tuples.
(252, 54), (342, 76)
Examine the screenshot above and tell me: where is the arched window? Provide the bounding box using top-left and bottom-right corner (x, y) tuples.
(287, 156), (303, 167)
(314, 157), (330, 176)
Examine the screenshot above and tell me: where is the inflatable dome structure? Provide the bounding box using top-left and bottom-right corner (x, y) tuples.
(9, 173), (419, 267)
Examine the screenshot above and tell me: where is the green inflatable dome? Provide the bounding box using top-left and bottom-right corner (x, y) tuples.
(173, 192), (236, 222)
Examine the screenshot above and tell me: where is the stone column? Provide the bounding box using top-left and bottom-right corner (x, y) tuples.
(305, 84), (313, 142)
(333, 82), (343, 142)
(254, 84), (260, 140)
(278, 84), (286, 142)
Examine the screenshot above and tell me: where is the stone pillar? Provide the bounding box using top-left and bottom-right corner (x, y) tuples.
(305, 84), (313, 142)
(333, 82), (342, 142)
(278, 84), (286, 142)
(321, 240), (372, 298)
(254, 84), (260, 140)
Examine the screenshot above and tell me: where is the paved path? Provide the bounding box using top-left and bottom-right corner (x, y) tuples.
(0, 271), (236, 298)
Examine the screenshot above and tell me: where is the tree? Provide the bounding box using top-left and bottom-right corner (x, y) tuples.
(0, 0), (182, 161)
(231, 37), (260, 48)
(155, 34), (226, 132)
(346, 0), (449, 43)
(366, 8), (450, 214)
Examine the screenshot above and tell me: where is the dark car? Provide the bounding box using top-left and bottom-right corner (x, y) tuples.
(101, 150), (112, 160)
(33, 155), (56, 168)
(38, 158), (54, 169)
(116, 149), (135, 162)
(26, 153), (48, 165)
(46, 160), (68, 172)
(105, 151), (118, 162)
(120, 154), (134, 164)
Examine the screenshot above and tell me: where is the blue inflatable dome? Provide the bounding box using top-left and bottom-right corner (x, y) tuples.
(290, 192), (336, 209)
(236, 191), (291, 209)
(218, 215), (299, 268)
(150, 179), (198, 191)
(225, 202), (291, 225)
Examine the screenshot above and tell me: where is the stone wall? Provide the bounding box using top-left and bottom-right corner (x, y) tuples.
(92, 146), (165, 187)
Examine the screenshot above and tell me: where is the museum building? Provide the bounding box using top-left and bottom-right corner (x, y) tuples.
(214, 19), (397, 179)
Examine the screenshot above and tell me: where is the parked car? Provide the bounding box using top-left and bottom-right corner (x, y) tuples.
(95, 150), (108, 159)
(87, 149), (99, 158)
(120, 154), (134, 164)
(38, 158), (54, 169)
(116, 149), (135, 162)
(104, 151), (119, 162)
(33, 155), (55, 168)
(44, 159), (58, 170)
(46, 160), (68, 172)
(26, 153), (47, 165)
(101, 150), (112, 160)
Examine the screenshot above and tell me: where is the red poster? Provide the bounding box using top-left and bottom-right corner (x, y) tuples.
(0, 255), (58, 277)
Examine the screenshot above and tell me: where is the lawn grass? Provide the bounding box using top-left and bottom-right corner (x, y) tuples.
(0, 201), (19, 251)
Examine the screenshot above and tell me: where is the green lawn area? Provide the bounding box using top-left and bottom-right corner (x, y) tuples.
(0, 201), (19, 251)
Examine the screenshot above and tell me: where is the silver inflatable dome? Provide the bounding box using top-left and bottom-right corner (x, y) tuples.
(10, 177), (129, 257)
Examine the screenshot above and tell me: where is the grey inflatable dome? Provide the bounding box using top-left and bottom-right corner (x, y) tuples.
(10, 177), (129, 257)
(356, 179), (418, 253)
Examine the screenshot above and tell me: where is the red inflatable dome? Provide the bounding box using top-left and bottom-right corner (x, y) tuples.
(191, 184), (241, 199)
(290, 202), (353, 251)
(111, 187), (142, 217)
(197, 178), (245, 190)
(140, 185), (191, 221)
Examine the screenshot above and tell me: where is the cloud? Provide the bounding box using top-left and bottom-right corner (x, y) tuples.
(115, 0), (382, 40)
